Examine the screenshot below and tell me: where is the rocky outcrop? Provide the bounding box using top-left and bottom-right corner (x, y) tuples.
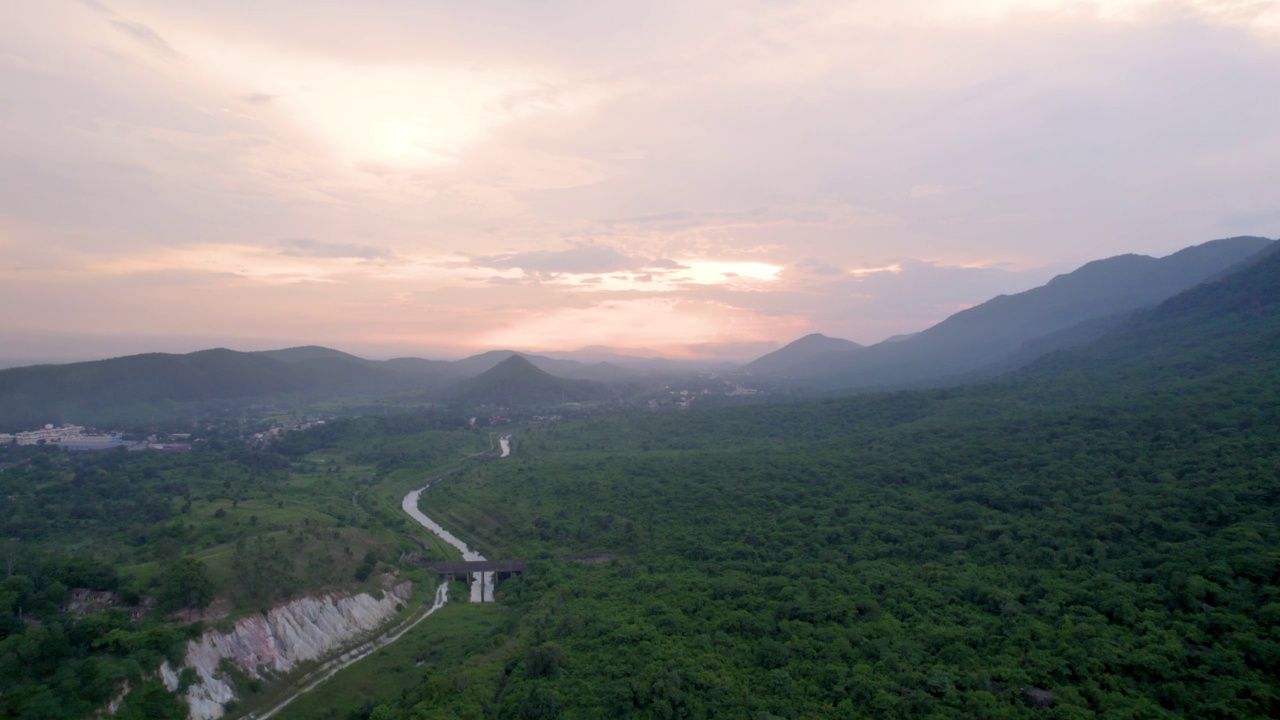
(161, 576), (412, 720)
(1023, 687), (1056, 709)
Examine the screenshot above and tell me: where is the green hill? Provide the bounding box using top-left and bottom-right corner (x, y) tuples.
(804, 235), (1273, 387)
(0, 349), (299, 429)
(449, 349), (610, 380)
(0, 346), (455, 430)
(445, 354), (610, 405)
(1020, 241), (1280, 393)
(740, 333), (863, 376)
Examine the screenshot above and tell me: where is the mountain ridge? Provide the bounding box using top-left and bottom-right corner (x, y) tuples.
(2, 235), (1272, 429)
(795, 235), (1274, 387)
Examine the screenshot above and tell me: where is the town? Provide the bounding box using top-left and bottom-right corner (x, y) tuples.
(0, 423), (189, 451)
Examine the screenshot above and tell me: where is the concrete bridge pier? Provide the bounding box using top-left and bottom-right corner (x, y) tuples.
(422, 560), (528, 604)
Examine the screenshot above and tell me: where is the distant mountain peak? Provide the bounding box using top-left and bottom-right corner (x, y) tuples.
(741, 333), (862, 376)
(490, 353), (538, 372)
(447, 352), (608, 405)
(794, 332), (855, 345)
(255, 345), (367, 364)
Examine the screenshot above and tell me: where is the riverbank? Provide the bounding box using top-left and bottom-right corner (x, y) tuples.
(401, 433), (513, 602)
(403, 483), (492, 602)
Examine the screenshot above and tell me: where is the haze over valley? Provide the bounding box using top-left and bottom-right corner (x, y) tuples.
(2, 235), (1271, 433)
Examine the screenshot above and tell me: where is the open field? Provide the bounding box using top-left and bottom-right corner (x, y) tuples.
(268, 598), (513, 720)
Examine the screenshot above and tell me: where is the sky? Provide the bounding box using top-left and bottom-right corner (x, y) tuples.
(1, 0), (1277, 362)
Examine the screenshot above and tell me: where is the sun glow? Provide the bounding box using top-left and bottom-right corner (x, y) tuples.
(146, 22), (578, 170)
(674, 260), (784, 285)
(475, 298), (804, 353)
(369, 118), (453, 165)
(89, 244), (473, 287)
(292, 67), (514, 167)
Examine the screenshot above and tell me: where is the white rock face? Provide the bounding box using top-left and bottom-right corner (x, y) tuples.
(161, 578), (412, 720)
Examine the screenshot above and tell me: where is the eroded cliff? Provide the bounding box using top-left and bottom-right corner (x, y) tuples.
(161, 576), (413, 720)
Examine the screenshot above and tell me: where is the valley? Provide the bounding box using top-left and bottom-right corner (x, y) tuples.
(0, 237), (1277, 719)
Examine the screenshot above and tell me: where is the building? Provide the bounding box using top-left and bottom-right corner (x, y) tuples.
(14, 423), (86, 445)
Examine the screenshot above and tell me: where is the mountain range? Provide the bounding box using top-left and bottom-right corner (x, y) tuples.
(0, 235), (1273, 430)
(746, 235), (1274, 388)
(0, 344), (631, 429)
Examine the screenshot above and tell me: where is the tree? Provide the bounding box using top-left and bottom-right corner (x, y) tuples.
(156, 557), (215, 613)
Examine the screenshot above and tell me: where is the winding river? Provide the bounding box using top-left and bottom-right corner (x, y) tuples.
(401, 488), (492, 602)
(221, 435), (514, 718)
(401, 434), (513, 602)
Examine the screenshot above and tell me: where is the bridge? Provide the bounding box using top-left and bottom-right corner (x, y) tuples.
(420, 560), (528, 574)
(418, 560), (528, 603)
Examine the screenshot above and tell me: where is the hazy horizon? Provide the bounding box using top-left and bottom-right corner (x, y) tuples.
(0, 331), (784, 367)
(3, 1), (1278, 362)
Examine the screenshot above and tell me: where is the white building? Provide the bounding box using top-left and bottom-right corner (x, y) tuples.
(13, 423), (86, 445)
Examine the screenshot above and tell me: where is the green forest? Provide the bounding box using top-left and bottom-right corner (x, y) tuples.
(0, 414), (488, 720)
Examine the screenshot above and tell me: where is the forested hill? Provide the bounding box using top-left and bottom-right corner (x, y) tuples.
(0, 349), (299, 430)
(0, 344), (621, 430)
(446, 354), (611, 405)
(0, 347), (457, 431)
(779, 235), (1273, 386)
(740, 333), (863, 376)
(1020, 240), (1280, 392)
(364, 244), (1280, 719)
(0, 343), (635, 430)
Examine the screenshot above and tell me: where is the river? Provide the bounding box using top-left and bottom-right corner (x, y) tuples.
(401, 435), (513, 602)
(228, 436), (513, 718)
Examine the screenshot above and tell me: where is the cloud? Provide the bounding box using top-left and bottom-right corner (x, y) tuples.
(475, 297), (808, 356)
(242, 92), (278, 105)
(484, 276), (528, 286)
(277, 239), (392, 260)
(908, 184), (966, 199)
(795, 258), (843, 276)
(645, 258), (689, 270)
(109, 19), (180, 57)
(469, 245), (680, 277)
(674, 258), (1059, 343)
